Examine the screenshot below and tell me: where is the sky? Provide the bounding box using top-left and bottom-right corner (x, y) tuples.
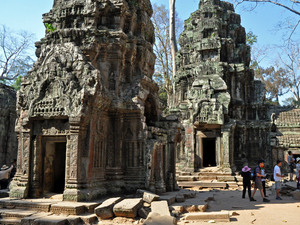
(0, 0), (298, 58)
(0, 0), (299, 102)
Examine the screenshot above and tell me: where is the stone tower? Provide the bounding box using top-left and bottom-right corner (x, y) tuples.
(10, 0), (177, 201)
(173, 0), (271, 172)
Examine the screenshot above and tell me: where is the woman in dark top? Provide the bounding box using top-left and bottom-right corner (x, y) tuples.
(241, 165), (252, 199)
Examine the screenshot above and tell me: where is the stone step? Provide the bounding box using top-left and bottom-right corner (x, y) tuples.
(0, 209), (37, 219)
(52, 201), (100, 215)
(31, 215), (68, 225)
(177, 181), (228, 189)
(0, 198), (53, 212)
(216, 176), (237, 182)
(0, 217), (21, 225)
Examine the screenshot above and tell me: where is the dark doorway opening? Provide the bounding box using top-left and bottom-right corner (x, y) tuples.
(43, 140), (66, 195)
(203, 138), (216, 167)
(53, 142), (66, 193)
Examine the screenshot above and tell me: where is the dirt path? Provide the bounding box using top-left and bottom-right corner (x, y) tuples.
(178, 186), (300, 225)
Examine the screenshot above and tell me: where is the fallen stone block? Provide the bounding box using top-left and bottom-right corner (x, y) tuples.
(143, 212), (177, 225)
(151, 201), (170, 216)
(169, 205), (184, 214)
(33, 215), (68, 225)
(182, 190), (197, 199)
(80, 214), (98, 224)
(160, 195), (176, 205)
(184, 204), (208, 212)
(113, 198), (143, 218)
(21, 212), (53, 225)
(175, 194), (185, 203)
(94, 197), (122, 219)
(65, 216), (81, 225)
(183, 211), (230, 222)
(137, 189), (160, 203)
(138, 207), (149, 219)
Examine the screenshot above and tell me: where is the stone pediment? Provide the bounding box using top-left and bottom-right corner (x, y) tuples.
(18, 43), (101, 119)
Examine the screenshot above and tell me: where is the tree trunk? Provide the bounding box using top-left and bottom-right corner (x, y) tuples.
(169, 0), (177, 94)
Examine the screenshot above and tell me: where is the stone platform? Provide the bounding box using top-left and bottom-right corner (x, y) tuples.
(0, 189), (214, 225)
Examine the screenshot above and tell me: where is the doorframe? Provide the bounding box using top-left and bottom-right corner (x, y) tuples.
(41, 136), (67, 196)
(195, 129), (221, 169)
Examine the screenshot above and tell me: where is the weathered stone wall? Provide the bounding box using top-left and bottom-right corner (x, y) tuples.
(10, 0), (177, 201)
(0, 84), (17, 166)
(172, 0), (272, 172)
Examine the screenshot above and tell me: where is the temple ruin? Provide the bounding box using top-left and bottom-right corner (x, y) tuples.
(172, 0), (273, 173)
(10, 0), (178, 201)
(273, 108), (300, 170)
(0, 84), (17, 166)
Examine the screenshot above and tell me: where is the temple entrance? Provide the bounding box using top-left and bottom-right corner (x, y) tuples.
(42, 137), (66, 195)
(202, 138), (216, 167)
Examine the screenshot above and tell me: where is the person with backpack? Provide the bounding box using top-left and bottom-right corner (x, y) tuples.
(241, 166), (252, 199)
(250, 159), (270, 202)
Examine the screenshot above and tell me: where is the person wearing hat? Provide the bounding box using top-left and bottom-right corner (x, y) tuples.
(251, 159), (270, 202)
(0, 164), (13, 189)
(241, 165), (252, 199)
(274, 160), (285, 200)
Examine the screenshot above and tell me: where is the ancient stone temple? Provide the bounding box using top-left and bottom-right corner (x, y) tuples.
(10, 0), (177, 201)
(172, 0), (272, 172)
(273, 108), (300, 170)
(0, 84), (17, 166)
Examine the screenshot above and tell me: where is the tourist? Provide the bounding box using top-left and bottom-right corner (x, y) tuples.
(274, 160), (285, 200)
(261, 164), (267, 197)
(250, 159), (270, 202)
(287, 151), (295, 181)
(241, 165), (252, 199)
(296, 159), (300, 189)
(0, 164), (13, 189)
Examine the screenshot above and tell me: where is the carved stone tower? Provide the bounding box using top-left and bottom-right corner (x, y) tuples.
(10, 0), (177, 201)
(173, 0), (271, 172)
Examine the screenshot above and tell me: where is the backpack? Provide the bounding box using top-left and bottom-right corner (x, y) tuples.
(251, 167), (258, 181)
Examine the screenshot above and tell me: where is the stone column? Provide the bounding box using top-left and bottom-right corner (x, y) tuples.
(183, 122), (195, 171)
(221, 122), (235, 172)
(10, 126), (31, 199)
(63, 117), (84, 201)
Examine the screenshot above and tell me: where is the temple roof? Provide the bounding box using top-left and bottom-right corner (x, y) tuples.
(276, 108), (300, 127)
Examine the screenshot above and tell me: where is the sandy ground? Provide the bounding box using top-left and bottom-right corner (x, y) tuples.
(178, 184), (300, 225)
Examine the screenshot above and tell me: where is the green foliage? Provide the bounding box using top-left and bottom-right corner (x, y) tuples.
(44, 23), (56, 32)
(158, 88), (168, 110)
(11, 75), (22, 90)
(246, 31), (257, 46)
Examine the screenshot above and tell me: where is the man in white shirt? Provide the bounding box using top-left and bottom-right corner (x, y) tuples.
(273, 160), (285, 200)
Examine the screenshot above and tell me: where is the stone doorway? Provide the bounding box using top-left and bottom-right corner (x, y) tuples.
(202, 138), (216, 167)
(42, 137), (66, 195)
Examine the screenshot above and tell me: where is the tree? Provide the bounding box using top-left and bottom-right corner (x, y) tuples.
(0, 25), (33, 85)
(169, 0), (177, 90)
(278, 41), (300, 103)
(246, 31), (289, 103)
(152, 4), (182, 108)
(233, 0), (300, 39)
(234, 0), (300, 16)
